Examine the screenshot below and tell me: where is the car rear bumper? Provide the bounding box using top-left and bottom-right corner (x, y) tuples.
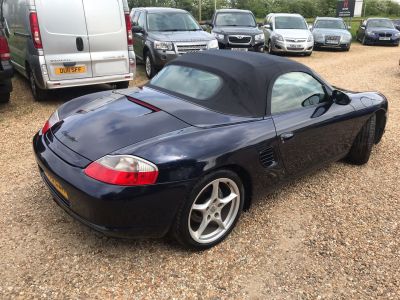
(33, 131), (194, 238)
(46, 73), (134, 90)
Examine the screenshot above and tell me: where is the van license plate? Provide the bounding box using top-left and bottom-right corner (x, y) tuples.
(55, 66), (86, 75)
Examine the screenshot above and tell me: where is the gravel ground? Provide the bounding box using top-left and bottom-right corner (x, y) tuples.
(1, 44), (399, 299)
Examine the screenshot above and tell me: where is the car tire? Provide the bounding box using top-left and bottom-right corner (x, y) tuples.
(29, 70), (47, 102)
(113, 81), (130, 89)
(267, 40), (274, 55)
(304, 51), (312, 56)
(172, 169), (245, 250)
(347, 114), (376, 165)
(0, 92), (11, 103)
(144, 52), (156, 79)
(344, 45), (351, 51)
(361, 36), (367, 45)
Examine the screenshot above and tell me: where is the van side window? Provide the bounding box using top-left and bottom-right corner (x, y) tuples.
(271, 72), (327, 114)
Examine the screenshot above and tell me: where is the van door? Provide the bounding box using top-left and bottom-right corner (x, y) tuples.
(82, 0), (129, 77)
(35, 0), (93, 81)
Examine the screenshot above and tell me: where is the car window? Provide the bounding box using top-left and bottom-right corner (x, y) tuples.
(271, 72), (327, 114)
(315, 19), (346, 30)
(150, 65), (222, 100)
(367, 19), (394, 29)
(275, 16), (307, 30)
(132, 11), (140, 25)
(215, 12), (256, 27)
(147, 12), (200, 31)
(138, 12), (146, 28)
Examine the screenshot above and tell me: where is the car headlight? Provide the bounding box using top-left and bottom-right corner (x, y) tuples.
(307, 35), (313, 42)
(212, 32), (224, 40)
(154, 41), (174, 51)
(343, 34), (352, 41)
(274, 34), (284, 42)
(254, 33), (265, 42)
(208, 39), (219, 49)
(395, 32), (400, 37)
(366, 31), (374, 36)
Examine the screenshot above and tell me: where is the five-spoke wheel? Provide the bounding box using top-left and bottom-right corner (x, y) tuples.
(172, 170), (244, 250)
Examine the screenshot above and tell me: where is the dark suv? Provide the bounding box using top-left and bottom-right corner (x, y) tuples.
(131, 7), (218, 78)
(0, 23), (12, 103)
(207, 9), (264, 52)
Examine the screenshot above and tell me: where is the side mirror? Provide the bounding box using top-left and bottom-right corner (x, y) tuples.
(263, 24), (271, 30)
(347, 25), (352, 30)
(360, 25), (366, 30)
(308, 24), (313, 31)
(132, 25), (144, 34)
(332, 90), (351, 105)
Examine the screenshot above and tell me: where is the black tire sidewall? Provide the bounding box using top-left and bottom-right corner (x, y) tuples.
(173, 169), (245, 250)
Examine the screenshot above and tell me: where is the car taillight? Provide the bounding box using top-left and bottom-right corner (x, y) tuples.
(0, 36), (10, 61)
(124, 13), (133, 46)
(84, 155), (158, 186)
(29, 12), (43, 49)
(42, 110), (59, 135)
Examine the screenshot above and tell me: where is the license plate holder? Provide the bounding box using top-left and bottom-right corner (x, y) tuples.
(45, 171), (69, 200)
(55, 66), (86, 75)
(379, 37), (391, 41)
(231, 48), (248, 52)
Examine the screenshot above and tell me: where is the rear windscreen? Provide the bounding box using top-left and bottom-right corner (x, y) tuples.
(83, 0), (123, 34)
(150, 65), (222, 100)
(36, 0), (88, 35)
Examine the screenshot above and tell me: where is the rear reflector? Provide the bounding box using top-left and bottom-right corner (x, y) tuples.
(125, 13), (133, 46)
(84, 155), (158, 186)
(0, 36), (10, 61)
(29, 12), (43, 49)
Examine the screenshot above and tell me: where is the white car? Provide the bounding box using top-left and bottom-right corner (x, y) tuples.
(263, 13), (314, 56)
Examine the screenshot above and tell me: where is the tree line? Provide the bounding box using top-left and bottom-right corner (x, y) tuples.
(128, 0), (400, 20)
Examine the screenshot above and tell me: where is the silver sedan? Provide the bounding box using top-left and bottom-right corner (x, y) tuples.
(311, 17), (352, 51)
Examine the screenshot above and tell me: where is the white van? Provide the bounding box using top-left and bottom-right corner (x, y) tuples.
(2, 0), (136, 101)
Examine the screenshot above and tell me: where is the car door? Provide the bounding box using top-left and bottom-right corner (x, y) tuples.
(270, 72), (355, 176)
(132, 11), (146, 61)
(35, 0), (93, 81)
(83, 0), (129, 77)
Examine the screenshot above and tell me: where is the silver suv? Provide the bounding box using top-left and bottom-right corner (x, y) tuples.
(263, 13), (314, 56)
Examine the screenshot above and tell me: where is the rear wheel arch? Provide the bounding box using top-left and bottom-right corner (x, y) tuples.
(202, 164), (253, 211)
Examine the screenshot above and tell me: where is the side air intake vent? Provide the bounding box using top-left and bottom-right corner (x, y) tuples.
(259, 146), (276, 168)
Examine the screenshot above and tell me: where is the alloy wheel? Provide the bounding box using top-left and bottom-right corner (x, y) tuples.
(145, 56), (152, 77)
(188, 178), (241, 244)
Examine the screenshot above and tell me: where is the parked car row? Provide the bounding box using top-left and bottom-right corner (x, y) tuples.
(1, 0), (399, 103)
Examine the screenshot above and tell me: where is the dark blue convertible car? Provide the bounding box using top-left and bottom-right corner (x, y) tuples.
(33, 51), (388, 250)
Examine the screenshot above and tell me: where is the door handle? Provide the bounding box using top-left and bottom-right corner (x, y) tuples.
(76, 37), (84, 51)
(280, 132), (294, 143)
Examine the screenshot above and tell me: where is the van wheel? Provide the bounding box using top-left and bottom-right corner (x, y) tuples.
(113, 81), (130, 89)
(347, 114), (376, 165)
(0, 92), (11, 103)
(172, 169), (244, 250)
(29, 71), (47, 101)
(144, 53), (156, 79)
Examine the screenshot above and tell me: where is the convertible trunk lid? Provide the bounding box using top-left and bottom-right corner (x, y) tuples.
(52, 92), (189, 161)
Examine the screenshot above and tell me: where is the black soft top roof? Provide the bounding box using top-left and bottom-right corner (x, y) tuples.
(159, 50), (314, 117)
